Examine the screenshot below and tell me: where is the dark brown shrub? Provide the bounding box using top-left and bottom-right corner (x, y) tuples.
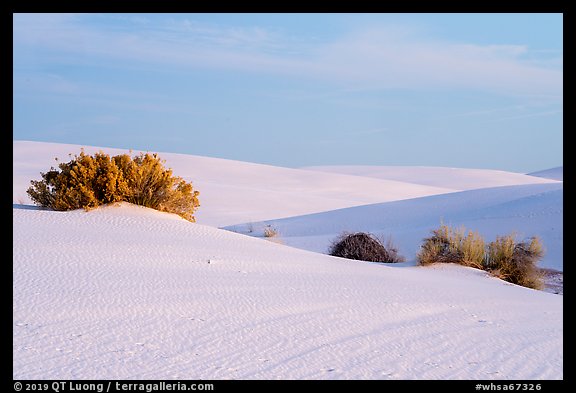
(329, 232), (405, 263)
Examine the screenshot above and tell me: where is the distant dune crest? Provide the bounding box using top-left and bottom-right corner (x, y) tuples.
(528, 166), (563, 181)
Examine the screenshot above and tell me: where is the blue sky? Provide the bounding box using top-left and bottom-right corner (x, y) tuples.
(13, 13), (563, 173)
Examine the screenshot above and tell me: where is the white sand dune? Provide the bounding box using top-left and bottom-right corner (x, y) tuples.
(528, 167), (563, 181)
(13, 204), (562, 380)
(303, 165), (560, 190)
(13, 141), (456, 228)
(13, 141), (562, 380)
(237, 183), (563, 272)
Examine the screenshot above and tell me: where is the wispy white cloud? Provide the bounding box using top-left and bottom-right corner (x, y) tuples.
(353, 128), (390, 136)
(437, 105), (526, 119)
(484, 109), (563, 123)
(13, 72), (81, 95)
(13, 14), (563, 97)
(13, 71), (203, 115)
(47, 114), (121, 132)
(310, 27), (562, 96)
(164, 18), (282, 51)
(318, 127), (393, 145)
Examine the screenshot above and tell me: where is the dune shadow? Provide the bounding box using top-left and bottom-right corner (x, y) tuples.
(12, 204), (45, 211)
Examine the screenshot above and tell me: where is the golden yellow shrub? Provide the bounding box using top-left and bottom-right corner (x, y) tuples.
(27, 150), (200, 222)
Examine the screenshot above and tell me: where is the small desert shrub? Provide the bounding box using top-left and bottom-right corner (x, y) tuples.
(485, 235), (544, 290)
(27, 150), (200, 222)
(417, 224), (485, 269)
(263, 225), (279, 238)
(417, 224), (545, 290)
(329, 232), (405, 263)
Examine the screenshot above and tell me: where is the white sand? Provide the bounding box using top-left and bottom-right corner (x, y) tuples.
(13, 141), (562, 380)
